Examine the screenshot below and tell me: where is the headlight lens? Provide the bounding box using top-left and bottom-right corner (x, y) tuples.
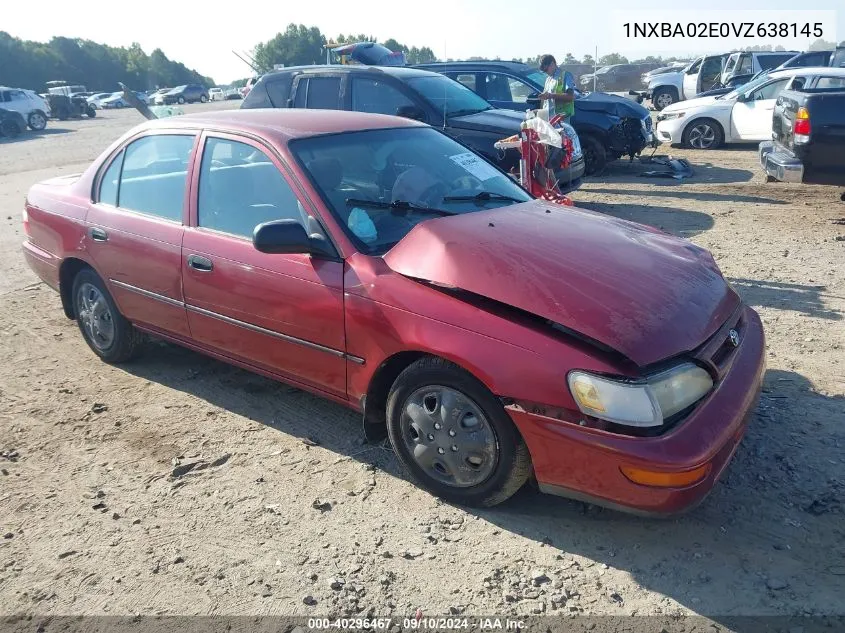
(568, 363), (713, 428)
(658, 112), (685, 122)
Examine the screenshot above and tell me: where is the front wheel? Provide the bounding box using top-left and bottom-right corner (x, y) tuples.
(200, 95), (208, 103)
(386, 356), (531, 507)
(177, 96), (185, 104)
(72, 269), (143, 364)
(652, 88), (676, 111)
(682, 118), (724, 150)
(28, 111), (47, 130)
(581, 134), (608, 175)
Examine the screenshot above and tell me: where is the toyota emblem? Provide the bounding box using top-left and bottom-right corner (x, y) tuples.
(728, 329), (740, 348)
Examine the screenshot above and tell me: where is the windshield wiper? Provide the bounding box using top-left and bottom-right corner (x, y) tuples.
(345, 198), (456, 216)
(443, 191), (524, 205)
(447, 107), (489, 117)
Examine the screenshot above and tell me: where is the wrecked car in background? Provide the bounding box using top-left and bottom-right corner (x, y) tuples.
(415, 60), (656, 174)
(639, 54), (727, 110)
(20, 108), (765, 515)
(240, 65), (585, 193)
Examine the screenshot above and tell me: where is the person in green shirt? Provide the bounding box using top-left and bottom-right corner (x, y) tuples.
(538, 54), (576, 121)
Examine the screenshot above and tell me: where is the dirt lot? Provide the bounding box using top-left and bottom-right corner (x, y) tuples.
(1, 103), (844, 625)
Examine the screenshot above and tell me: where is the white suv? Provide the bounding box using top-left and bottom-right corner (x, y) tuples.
(0, 87), (51, 130)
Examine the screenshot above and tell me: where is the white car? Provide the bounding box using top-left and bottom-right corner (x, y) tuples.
(209, 87), (225, 101)
(0, 86), (51, 130)
(87, 92), (113, 110)
(655, 67), (845, 149)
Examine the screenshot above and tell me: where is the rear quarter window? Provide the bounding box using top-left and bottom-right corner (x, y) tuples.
(265, 77), (293, 107)
(241, 80), (272, 109)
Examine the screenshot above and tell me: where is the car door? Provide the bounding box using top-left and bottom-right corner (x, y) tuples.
(698, 56), (724, 93)
(683, 58), (702, 99)
(480, 73), (538, 111)
(180, 132), (347, 398)
(85, 131), (198, 338)
(2, 89), (31, 117)
(730, 78), (790, 140)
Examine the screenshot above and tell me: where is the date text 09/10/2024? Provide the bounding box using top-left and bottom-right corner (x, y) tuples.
(307, 618), (527, 630)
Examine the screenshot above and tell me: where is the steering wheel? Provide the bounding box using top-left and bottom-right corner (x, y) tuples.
(450, 175), (484, 192)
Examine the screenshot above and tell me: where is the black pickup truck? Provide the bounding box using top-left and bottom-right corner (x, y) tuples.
(759, 79), (845, 186)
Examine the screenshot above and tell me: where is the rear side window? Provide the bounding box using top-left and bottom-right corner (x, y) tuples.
(351, 77), (415, 116)
(198, 137), (304, 238)
(306, 77), (342, 109)
(759, 55), (793, 71)
(816, 76), (845, 89)
(265, 77), (292, 107)
(455, 73), (477, 91)
(117, 134), (195, 222)
(98, 150), (124, 206)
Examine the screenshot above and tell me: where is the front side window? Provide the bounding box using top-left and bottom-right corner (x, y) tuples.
(351, 77), (414, 116)
(506, 77), (535, 102)
(198, 137), (304, 239)
(751, 78), (788, 101)
(290, 127), (532, 255)
(406, 75), (492, 117)
(736, 54), (753, 75)
(455, 73), (477, 91)
(117, 134), (195, 222)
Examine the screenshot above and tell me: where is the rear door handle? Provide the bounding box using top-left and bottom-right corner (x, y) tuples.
(89, 227), (108, 242)
(187, 254), (213, 272)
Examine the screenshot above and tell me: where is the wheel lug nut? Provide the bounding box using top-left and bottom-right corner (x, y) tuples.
(427, 434), (435, 441)
(451, 445), (458, 452)
(437, 447), (445, 455)
(434, 423), (441, 430)
(448, 429), (456, 437)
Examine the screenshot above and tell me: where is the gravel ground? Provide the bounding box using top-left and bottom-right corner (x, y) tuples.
(1, 103), (844, 626)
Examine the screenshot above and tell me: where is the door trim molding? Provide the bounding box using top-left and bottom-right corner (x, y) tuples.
(109, 279), (365, 365)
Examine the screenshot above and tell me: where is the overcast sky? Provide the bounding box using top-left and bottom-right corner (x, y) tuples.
(4, 1), (843, 83)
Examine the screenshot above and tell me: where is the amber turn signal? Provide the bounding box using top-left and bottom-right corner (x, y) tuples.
(620, 463), (711, 488)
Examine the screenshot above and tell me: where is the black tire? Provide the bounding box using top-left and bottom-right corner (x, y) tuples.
(200, 94), (208, 103)
(71, 268), (143, 364)
(682, 118), (724, 150)
(581, 134), (608, 175)
(386, 356), (531, 507)
(56, 106), (69, 121)
(27, 111), (47, 131)
(86, 106), (96, 118)
(652, 88), (676, 111)
(0, 119), (21, 138)
(177, 96), (185, 105)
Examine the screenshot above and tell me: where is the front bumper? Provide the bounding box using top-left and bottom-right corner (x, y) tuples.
(655, 116), (686, 145)
(555, 154), (586, 194)
(759, 141), (803, 183)
(507, 304), (765, 516)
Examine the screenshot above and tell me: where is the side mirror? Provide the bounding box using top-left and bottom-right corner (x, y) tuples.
(253, 219), (334, 258)
(395, 105), (427, 122)
(735, 92), (749, 102)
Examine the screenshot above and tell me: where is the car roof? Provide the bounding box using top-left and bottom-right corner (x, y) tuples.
(140, 108), (425, 141)
(768, 66), (845, 77)
(258, 65), (440, 81)
(414, 60), (532, 70)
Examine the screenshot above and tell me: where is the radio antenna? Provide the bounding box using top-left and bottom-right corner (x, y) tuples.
(443, 37), (448, 130)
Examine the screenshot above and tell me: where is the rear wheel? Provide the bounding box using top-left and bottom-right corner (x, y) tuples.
(72, 269), (143, 363)
(200, 94), (208, 103)
(386, 356), (531, 507)
(86, 105), (96, 118)
(28, 111), (47, 131)
(177, 96), (186, 104)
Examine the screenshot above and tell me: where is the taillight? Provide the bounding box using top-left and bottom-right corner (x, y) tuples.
(793, 107), (811, 143)
(22, 206), (30, 236)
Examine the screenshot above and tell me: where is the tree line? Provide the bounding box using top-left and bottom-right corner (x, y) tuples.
(0, 31), (214, 92)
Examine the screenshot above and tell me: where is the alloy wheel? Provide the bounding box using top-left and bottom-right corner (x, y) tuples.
(655, 93), (674, 109)
(688, 123), (716, 149)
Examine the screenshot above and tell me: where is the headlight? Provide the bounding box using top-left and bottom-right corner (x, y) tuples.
(567, 363), (713, 428)
(657, 112), (685, 122)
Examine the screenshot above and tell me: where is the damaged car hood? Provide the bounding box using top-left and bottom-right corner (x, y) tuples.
(576, 92), (650, 119)
(383, 202), (739, 367)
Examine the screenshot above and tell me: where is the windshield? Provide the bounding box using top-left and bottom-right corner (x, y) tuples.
(290, 127), (532, 255)
(405, 76), (492, 117)
(596, 66), (613, 74)
(720, 73), (777, 100)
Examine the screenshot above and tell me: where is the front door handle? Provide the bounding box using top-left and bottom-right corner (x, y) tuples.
(89, 227), (108, 242)
(187, 254), (213, 272)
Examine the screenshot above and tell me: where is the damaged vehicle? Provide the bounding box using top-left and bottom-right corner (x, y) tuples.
(414, 61), (656, 174)
(44, 82), (97, 119)
(21, 109), (765, 515)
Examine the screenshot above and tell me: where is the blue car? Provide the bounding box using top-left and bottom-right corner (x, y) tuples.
(414, 60), (657, 174)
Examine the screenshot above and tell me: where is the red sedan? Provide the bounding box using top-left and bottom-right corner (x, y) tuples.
(21, 109), (765, 514)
